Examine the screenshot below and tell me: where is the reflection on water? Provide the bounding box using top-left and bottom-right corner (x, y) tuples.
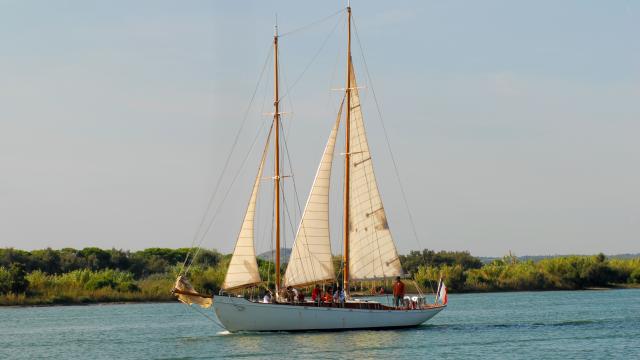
(1, 290), (639, 359)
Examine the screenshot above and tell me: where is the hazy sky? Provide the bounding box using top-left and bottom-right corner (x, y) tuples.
(1, 1), (638, 256)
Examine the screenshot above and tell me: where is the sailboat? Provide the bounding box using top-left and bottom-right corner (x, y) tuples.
(173, 4), (446, 332)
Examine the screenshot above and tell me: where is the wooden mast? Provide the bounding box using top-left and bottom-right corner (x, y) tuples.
(273, 24), (282, 296)
(343, 4), (352, 296)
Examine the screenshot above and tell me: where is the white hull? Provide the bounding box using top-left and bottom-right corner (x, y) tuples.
(213, 296), (445, 332)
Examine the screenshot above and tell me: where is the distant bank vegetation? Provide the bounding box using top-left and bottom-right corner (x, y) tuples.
(404, 250), (640, 292)
(1, 247), (639, 305)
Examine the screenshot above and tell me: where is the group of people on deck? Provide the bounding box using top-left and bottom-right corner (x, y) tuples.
(261, 277), (407, 308)
(262, 287), (305, 304)
(310, 284), (346, 304)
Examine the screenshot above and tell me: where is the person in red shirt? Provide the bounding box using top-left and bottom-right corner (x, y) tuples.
(311, 284), (322, 304)
(392, 276), (405, 308)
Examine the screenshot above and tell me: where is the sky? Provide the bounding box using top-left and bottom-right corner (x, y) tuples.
(1, 0), (638, 257)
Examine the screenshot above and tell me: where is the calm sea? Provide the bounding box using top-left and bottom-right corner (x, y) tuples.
(1, 290), (639, 359)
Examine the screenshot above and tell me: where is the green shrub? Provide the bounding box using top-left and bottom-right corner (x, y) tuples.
(84, 270), (137, 291)
(0, 264), (29, 294)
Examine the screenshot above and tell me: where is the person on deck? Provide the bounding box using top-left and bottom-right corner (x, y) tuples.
(311, 284), (322, 304)
(333, 286), (345, 305)
(323, 286), (334, 303)
(393, 276), (405, 308)
(263, 291), (272, 303)
(285, 286), (295, 303)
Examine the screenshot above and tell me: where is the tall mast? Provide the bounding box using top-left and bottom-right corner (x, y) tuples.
(273, 24), (282, 296)
(343, 4), (352, 296)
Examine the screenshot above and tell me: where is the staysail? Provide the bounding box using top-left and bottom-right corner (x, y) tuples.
(283, 101), (343, 287)
(347, 64), (403, 281)
(222, 127), (272, 290)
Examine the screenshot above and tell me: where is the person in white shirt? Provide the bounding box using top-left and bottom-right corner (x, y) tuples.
(333, 286), (345, 305)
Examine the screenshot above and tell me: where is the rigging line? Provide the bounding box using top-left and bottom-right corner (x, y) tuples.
(260, 48), (275, 125)
(185, 119), (273, 276)
(280, 60), (311, 223)
(280, 183), (299, 265)
(320, 15), (347, 128)
(333, 16), (348, 288)
(289, 97), (344, 286)
(268, 165), (275, 289)
(328, 15), (347, 100)
(278, 118), (303, 240)
(184, 303), (225, 329)
(186, 43), (272, 255)
(278, 119), (318, 284)
(352, 15), (423, 250)
(286, 204), (314, 285)
(281, 104), (337, 285)
(281, 183), (287, 265)
(180, 44), (274, 275)
(282, 114), (315, 275)
(279, 53), (297, 166)
(217, 123), (273, 287)
(240, 56), (272, 287)
(279, 12), (343, 101)
(278, 7), (345, 38)
(256, 193), (270, 282)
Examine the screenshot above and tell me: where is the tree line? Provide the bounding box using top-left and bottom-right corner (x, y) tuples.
(412, 253), (640, 292)
(1, 247), (639, 305)
(0, 247), (221, 278)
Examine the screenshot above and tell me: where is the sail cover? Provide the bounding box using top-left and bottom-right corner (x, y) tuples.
(283, 103), (343, 287)
(222, 128), (272, 290)
(347, 64), (403, 281)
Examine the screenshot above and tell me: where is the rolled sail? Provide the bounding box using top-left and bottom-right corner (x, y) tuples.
(173, 276), (213, 308)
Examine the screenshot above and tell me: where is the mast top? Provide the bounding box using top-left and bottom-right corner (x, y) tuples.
(274, 14), (278, 37)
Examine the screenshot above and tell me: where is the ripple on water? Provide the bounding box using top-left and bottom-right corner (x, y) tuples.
(1, 289), (639, 359)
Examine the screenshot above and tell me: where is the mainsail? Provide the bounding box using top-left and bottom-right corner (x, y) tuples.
(283, 102), (343, 287)
(221, 128), (272, 290)
(347, 64), (403, 281)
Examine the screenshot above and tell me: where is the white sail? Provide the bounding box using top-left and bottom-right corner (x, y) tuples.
(283, 104), (343, 287)
(347, 64), (403, 281)
(222, 129), (272, 290)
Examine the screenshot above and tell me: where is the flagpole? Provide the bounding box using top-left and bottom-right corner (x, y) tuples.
(434, 276), (442, 304)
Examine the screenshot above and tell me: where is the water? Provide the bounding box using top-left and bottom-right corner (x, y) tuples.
(1, 290), (639, 359)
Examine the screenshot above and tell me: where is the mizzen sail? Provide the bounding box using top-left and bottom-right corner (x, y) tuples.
(222, 127), (272, 290)
(347, 64), (403, 281)
(283, 102), (343, 287)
